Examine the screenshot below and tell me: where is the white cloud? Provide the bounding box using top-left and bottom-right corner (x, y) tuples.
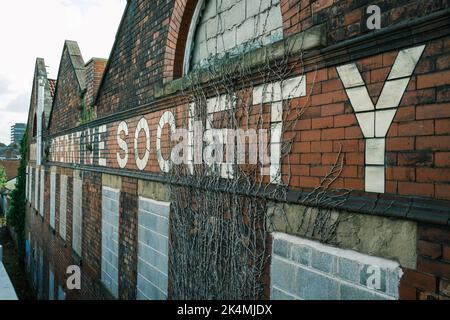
(0, 74), (11, 95)
(1, 93), (30, 114)
(0, 0), (126, 144)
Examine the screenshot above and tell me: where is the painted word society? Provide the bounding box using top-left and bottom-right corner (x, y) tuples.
(48, 44), (423, 193)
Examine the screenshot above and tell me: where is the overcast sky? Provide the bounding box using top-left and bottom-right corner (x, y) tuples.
(0, 0), (126, 145)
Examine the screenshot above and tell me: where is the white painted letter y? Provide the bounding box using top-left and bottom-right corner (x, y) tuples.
(337, 45), (425, 193)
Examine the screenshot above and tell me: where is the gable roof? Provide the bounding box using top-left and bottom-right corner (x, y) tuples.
(63, 40), (87, 91)
(25, 57), (54, 135)
(47, 40), (87, 131)
(94, 1), (131, 107)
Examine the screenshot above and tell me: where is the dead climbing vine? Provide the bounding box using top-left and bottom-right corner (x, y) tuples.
(167, 10), (351, 300)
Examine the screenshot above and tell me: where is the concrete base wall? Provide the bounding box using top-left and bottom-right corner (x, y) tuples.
(268, 202), (417, 269)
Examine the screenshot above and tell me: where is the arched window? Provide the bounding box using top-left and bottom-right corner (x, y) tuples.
(183, 0), (283, 74)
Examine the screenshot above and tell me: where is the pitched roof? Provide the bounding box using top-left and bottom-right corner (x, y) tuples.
(64, 40), (87, 91)
(27, 58), (54, 129)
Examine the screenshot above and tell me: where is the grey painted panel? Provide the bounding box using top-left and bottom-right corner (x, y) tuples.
(290, 244), (311, 266)
(137, 274), (167, 301)
(270, 233), (402, 300)
(271, 286), (301, 300)
(34, 169), (39, 210)
(139, 198), (170, 218)
(49, 269), (55, 300)
(59, 175), (67, 240)
(340, 283), (392, 300)
(270, 257), (298, 294)
(311, 250), (335, 274)
(272, 238), (291, 259)
(138, 242), (168, 274)
(137, 197), (171, 300)
(137, 258), (168, 293)
(39, 169), (45, 216)
(139, 210), (169, 236)
(57, 286), (66, 300)
(101, 187), (120, 298)
(72, 178), (83, 256)
(138, 227), (168, 255)
(50, 173), (56, 229)
(295, 267), (339, 300)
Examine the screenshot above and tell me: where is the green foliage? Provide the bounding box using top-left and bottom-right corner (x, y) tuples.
(7, 131), (27, 255)
(80, 93), (96, 125)
(0, 165), (6, 190)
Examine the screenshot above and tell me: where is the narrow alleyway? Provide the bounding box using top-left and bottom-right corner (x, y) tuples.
(0, 223), (35, 300)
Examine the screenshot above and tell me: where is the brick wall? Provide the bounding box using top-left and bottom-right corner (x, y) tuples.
(0, 160), (20, 180)
(281, 0), (448, 40)
(400, 224), (450, 300)
(49, 43), (85, 134)
(25, 0), (450, 300)
(118, 177), (138, 300)
(95, 0), (175, 117)
(85, 58), (107, 108)
(46, 37), (450, 201)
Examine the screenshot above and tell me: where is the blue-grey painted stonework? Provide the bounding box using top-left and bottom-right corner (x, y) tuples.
(0, 260), (18, 300)
(49, 269), (55, 300)
(50, 172), (56, 229)
(270, 233), (403, 300)
(38, 248), (44, 299)
(58, 286), (66, 300)
(101, 187), (120, 298)
(137, 197), (170, 300)
(72, 177), (83, 256)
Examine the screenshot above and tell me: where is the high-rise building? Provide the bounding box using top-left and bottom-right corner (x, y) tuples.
(10, 123), (26, 144)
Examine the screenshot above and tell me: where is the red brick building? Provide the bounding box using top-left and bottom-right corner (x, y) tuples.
(25, 0), (450, 300)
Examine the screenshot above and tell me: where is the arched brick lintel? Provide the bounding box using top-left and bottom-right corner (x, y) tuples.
(163, 0), (292, 82)
(163, 0), (198, 83)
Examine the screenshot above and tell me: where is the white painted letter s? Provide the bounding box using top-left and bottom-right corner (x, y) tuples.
(117, 121), (129, 169)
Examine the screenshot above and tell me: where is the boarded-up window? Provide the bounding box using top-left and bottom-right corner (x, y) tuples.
(26, 166), (29, 201)
(270, 233), (403, 300)
(57, 286), (66, 300)
(59, 175), (67, 240)
(101, 187), (120, 298)
(49, 269), (55, 300)
(39, 169), (45, 217)
(28, 166), (33, 201)
(137, 197), (170, 300)
(34, 168), (39, 210)
(38, 248), (44, 299)
(72, 177), (83, 256)
(50, 172), (56, 229)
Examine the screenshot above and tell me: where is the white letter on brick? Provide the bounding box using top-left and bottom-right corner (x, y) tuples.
(337, 45), (425, 193)
(157, 111), (176, 173)
(134, 118), (150, 171)
(117, 121), (129, 169)
(253, 76), (306, 184)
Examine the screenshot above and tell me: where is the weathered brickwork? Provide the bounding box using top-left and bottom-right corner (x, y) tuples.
(48, 42), (87, 134)
(400, 224), (450, 300)
(281, 0), (449, 40)
(46, 39), (450, 201)
(24, 0), (450, 300)
(96, 0), (175, 117)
